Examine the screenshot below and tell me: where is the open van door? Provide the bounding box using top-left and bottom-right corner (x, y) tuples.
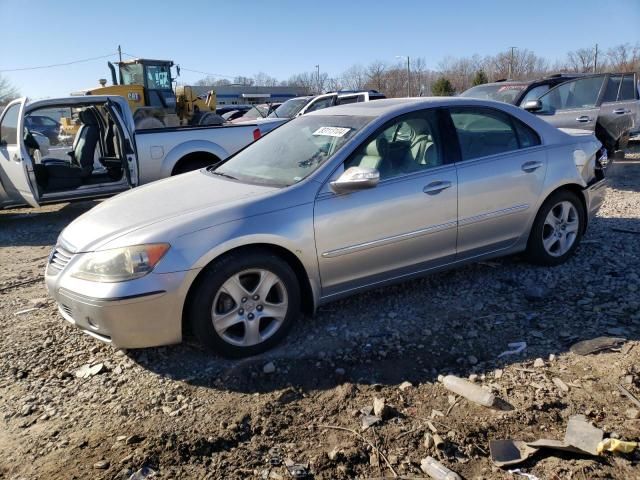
(0, 98), (40, 207)
(106, 100), (138, 187)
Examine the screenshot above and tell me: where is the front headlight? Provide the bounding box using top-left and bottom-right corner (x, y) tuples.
(71, 243), (170, 282)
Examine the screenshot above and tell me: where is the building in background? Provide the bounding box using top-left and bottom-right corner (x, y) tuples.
(192, 85), (307, 106)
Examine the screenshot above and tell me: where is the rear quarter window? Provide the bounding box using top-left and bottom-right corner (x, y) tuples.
(0, 103), (20, 145)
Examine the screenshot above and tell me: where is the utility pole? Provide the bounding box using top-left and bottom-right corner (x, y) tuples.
(396, 55), (411, 97)
(406, 56), (410, 97)
(593, 43), (598, 73)
(315, 64), (320, 94)
(118, 45), (122, 64)
(508, 46), (517, 79)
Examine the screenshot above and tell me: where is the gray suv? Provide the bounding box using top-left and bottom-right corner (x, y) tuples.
(524, 73), (639, 154)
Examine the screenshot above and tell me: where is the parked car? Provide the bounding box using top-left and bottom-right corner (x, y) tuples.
(229, 103), (282, 123)
(460, 74), (583, 106)
(523, 73), (639, 154)
(45, 98), (607, 357)
(215, 105), (252, 116)
(247, 91), (387, 134)
(0, 96), (263, 209)
(24, 114), (61, 145)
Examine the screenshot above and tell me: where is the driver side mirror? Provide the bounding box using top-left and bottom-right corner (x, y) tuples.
(523, 99), (543, 112)
(330, 166), (380, 193)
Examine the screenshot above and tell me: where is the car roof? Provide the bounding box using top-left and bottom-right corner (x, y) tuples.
(306, 96), (535, 117)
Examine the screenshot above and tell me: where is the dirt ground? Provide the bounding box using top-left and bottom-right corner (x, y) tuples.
(1, 146), (640, 480)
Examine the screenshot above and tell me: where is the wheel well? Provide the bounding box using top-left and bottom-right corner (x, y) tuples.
(546, 184), (589, 233)
(181, 244), (315, 336)
(171, 151), (220, 175)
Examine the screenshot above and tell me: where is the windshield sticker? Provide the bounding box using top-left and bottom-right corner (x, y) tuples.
(313, 127), (351, 137)
(498, 85), (526, 92)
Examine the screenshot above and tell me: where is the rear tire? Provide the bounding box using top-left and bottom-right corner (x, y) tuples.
(188, 250), (300, 358)
(525, 190), (585, 266)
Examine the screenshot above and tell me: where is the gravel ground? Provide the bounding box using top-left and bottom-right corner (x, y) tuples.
(1, 145), (640, 480)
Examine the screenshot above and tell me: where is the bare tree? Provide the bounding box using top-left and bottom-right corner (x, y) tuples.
(194, 76), (232, 87)
(325, 77), (342, 92)
(233, 76), (255, 86)
(566, 47), (597, 73)
(286, 71), (327, 94)
(365, 61), (387, 91)
(252, 72), (279, 86)
(341, 64), (367, 91)
(607, 43), (640, 72)
(0, 74), (19, 105)
(489, 49), (548, 80)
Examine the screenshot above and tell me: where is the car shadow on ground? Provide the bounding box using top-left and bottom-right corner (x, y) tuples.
(132, 212), (639, 396)
(0, 200), (99, 247)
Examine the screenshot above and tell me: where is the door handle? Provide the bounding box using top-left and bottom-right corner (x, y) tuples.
(576, 115), (592, 122)
(613, 108), (630, 114)
(423, 180), (452, 195)
(521, 161), (543, 173)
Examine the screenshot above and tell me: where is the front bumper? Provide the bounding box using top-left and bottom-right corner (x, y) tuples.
(583, 176), (608, 223)
(45, 256), (199, 348)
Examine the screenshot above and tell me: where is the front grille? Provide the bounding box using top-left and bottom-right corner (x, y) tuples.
(47, 246), (74, 275)
(60, 303), (73, 317)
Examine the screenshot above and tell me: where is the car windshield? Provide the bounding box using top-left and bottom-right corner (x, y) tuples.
(460, 84), (527, 104)
(214, 115), (372, 187)
(268, 97), (309, 118)
(235, 105), (269, 121)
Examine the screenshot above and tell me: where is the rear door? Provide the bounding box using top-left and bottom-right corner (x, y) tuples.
(599, 73), (635, 147)
(449, 106), (547, 256)
(534, 76), (606, 133)
(0, 98), (40, 207)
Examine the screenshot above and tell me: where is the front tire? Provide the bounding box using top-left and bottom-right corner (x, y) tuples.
(189, 251), (300, 357)
(525, 190), (585, 266)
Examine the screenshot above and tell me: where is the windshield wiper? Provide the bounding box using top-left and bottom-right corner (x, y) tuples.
(211, 170), (238, 180)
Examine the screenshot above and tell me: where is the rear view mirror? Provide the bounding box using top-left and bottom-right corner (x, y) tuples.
(523, 99), (543, 112)
(330, 166), (380, 193)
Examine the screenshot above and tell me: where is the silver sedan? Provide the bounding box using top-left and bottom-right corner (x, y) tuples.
(45, 98), (608, 357)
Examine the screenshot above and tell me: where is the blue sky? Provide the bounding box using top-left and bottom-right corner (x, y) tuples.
(1, 0), (639, 98)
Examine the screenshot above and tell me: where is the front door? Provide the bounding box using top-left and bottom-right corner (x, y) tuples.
(448, 106), (548, 256)
(107, 101), (138, 187)
(0, 98), (40, 207)
(314, 109), (458, 298)
(534, 76), (606, 134)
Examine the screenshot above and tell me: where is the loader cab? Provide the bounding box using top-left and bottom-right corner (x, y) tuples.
(118, 59), (177, 112)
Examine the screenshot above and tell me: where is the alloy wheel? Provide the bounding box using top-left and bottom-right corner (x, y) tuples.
(211, 269), (289, 347)
(542, 201), (579, 257)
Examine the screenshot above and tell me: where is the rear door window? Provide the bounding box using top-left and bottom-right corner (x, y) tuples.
(450, 107), (539, 160)
(602, 75), (623, 103)
(619, 74), (637, 101)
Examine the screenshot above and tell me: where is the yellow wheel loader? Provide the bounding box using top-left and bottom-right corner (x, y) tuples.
(75, 58), (220, 130)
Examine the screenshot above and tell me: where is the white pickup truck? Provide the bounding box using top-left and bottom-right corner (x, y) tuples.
(0, 95), (262, 208)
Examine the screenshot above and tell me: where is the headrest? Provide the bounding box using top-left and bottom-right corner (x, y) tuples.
(79, 109), (98, 126)
(365, 137), (388, 157)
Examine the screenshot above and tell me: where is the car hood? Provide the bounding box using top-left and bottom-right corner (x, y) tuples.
(60, 170), (278, 252)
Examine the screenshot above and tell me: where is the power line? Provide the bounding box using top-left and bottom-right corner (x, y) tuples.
(176, 67), (237, 79)
(121, 52), (239, 80)
(0, 53), (117, 73)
